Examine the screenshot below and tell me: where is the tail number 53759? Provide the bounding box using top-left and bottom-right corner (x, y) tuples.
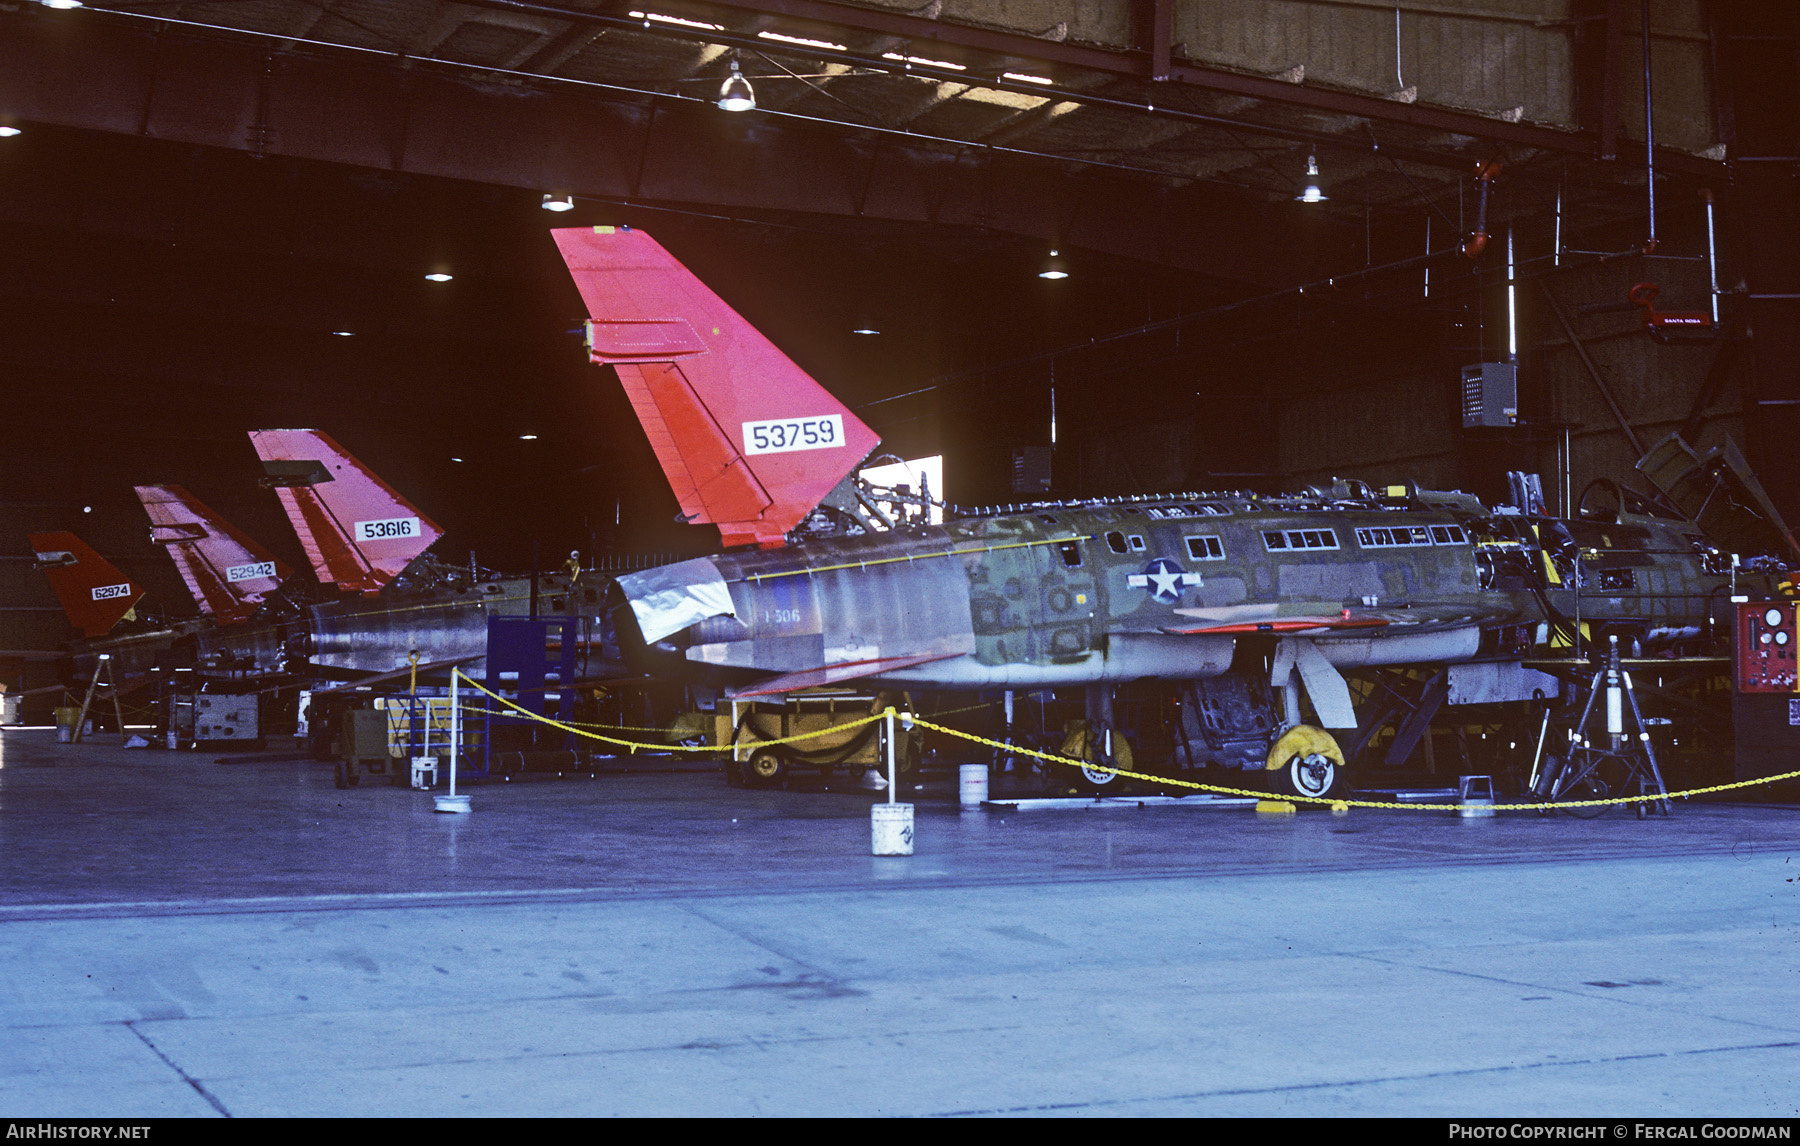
(743, 415), (842, 456)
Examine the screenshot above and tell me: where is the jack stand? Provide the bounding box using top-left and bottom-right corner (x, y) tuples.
(1543, 635), (1672, 816)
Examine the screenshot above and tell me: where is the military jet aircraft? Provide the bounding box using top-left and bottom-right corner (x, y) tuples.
(551, 225), (1770, 799)
(131, 483), (297, 677)
(246, 428), (601, 681)
(26, 530), (204, 698)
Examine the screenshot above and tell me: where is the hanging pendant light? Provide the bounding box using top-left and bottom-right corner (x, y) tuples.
(1296, 153), (1328, 203)
(717, 58), (756, 112)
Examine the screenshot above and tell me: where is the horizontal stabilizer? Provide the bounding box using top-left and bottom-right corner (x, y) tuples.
(727, 652), (959, 699)
(133, 485), (290, 624)
(28, 532), (144, 638)
(248, 429), (443, 594)
(552, 226), (880, 548)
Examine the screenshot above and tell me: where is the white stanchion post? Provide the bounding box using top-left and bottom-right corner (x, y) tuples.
(435, 669), (472, 813)
(871, 706), (913, 855)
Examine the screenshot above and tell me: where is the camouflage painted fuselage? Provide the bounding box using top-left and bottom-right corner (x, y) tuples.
(628, 492), (1733, 690)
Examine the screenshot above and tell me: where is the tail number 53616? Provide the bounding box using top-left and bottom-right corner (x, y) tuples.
(743, 415), (842, 456)
(354, 517), (420, 542)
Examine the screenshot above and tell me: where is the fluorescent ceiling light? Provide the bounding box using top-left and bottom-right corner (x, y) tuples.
(425, 272), (453, 282)
(1002, 72), (1054, 86)
(882, 52), (965, 71)
(519, 434), (538, 441)
(628, 10), (723, 31)
(852, 327), (879, 335)
(0, 127), (19, 138)
(759, 31), (846, 51)
(331, 330), (354, 337)
(41, 0), (84, 9)
(541, 194), (575, 212)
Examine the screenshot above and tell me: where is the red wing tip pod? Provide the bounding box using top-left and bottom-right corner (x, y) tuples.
(551, 226), (880, 548)
(27, 531), (144, 638)
(248, 429), (443, 593)
(132, 484), (291, 624)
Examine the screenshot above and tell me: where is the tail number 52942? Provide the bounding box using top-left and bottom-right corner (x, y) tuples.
(743, 415), (842, 456)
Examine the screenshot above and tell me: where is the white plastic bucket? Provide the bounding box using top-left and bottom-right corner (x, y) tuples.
(958, 763), (989, 807)
(871, 802), (914, 855)
(433, 793), (472, 814)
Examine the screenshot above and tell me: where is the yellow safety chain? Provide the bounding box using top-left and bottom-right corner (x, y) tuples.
(449, 686), (987, 743)
(439, 681), (1800, 810)
(452, 671), (884, 751)
(904, 712), (1800, 811)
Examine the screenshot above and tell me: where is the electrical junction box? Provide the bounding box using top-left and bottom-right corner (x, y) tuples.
(1461, 362), (1518, 428)
(1011, 447), (1052, 494)
(1732, 601), (1800, 786)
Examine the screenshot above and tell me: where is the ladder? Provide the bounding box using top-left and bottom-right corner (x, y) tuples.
(71, 655), (128, 745)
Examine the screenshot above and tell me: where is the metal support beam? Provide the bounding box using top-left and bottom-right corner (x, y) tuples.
(0, 12), (1331, 287)
(1137, 0), (1173, 82)
(1539, 283), (1647, 458)
(626, 0), (1723, 176)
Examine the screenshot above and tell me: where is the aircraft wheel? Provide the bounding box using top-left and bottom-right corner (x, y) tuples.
(1078, 759), (1123, 789)
(745, 749), (786, 788)
(1266, 725), (1345, 802)
(333, 761), (349, 790)
(1270, 751), (1340, 801)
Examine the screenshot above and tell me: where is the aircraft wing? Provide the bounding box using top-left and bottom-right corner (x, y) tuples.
(725, 652), (959, 699)
(1163, 601), (1494, 637)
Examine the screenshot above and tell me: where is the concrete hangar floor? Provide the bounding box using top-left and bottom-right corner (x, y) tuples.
(1, 728), (1797, 1119)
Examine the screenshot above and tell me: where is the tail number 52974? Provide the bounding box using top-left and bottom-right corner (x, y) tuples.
(743, 415), (842, 456)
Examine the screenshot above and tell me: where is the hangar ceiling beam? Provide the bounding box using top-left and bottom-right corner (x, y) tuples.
(0, 11), (1343, 289)
(586, 0), (1723, 177)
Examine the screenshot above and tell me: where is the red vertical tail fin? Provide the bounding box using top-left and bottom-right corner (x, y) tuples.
(247, 430), (443, 594)
(132, 485), (291, 624)
(551, 226), (880, 548)
(28, 532), (145, 638)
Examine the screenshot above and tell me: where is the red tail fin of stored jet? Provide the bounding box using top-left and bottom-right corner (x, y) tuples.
(27, 531), (145, 638)
(132, 485), (291, 624)
(551, 226), (880, 549)
(247, 430), (443, 595)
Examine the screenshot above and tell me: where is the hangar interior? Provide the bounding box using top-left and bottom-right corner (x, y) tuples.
(4, 0), (1797, 786)
(7, 0), (1800, 1120)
